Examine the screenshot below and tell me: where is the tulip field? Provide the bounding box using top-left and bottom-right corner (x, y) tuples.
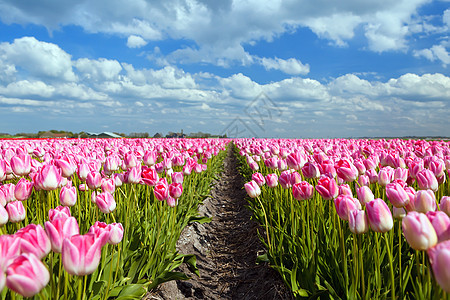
(238, 138), (450, 299)
(0, 137), (450, 299)
(0, 138), (228, 299)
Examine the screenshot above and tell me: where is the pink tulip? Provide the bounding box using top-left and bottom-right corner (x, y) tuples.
(77, 163), (90, 181)
(244, 180), (261, 198)
(427, 240), (450, 293)
(14, 178), (33, 201)
(0, 205), (8, 225)
(107, 223), (124, 245)
(0, 160), (6, 182)
(315, 175), (339, 200)
(10, 154), (31, 176)
(348, 209), (369, 234)
(279, 171), (293, 189)
(393, 167), (408, 182)
(357, 175), (370, 187)
(48, 206), (71, 222)
(429, 158), (445, 178)
(377, 167), (393, 186)
(6, 253), (49, 297)
(6, 201), (26, 223)
(386, 182), (409, 208)
(1, 183), (16, 203)
(15, 224), (51, 259)
(141, 166), (159, 186)
(124, 166), (141, 184)
(414, 189), (437, 213)
(320, 160), (336, 178)
(286, 151), (306, 170)
(302, 162), (320, 179)
(166, 196), (177, 207)
(171, 172), (184, 184)
(416, 169), (438, 192)
(62, 233), (108, 276)
(426, 211), (450, 243)
(86, 171), (102, 190)
(60, 184), (77, 206)
(334, 195), (361, 221)
(264, 157), (278, 170)
(336, 159), (358, 182)
(440, 196), (450, 217)
(101, 177), (115, 194)
(265, 173), (278, 188)
(365, 169), (378, 184)
(338, 184), (353, 197)
(277, 159), (287, 171)
(112, 173), (124, 187)
(0, 235), (21, 271)
(402, 211), (437, 250)
(182, 164), (193, 175)
(45, 217), (79, 253)
(35, 164), (61, 191)
(356, 186), (374, 205)
(292, 181), (314, 201)
(249, 161), (259, 171)
(143, 151), (157, 166)
(124, 152), (139, 170)
(154, 180), (169, 201)
(95, 192), (116, 214)
(251, 173), (266, 187)
(104, 155), (120, 173)
(366, 198), (393, 233)
(169, 183), (183, 199)
(55, 157), (76, 178)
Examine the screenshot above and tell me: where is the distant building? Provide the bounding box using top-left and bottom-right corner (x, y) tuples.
(86, 132), (122, 138)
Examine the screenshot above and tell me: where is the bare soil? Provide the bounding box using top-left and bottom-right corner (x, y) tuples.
(145, 146), (294, 300)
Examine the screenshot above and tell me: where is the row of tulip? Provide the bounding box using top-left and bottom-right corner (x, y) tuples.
(0, 138), (228, 299)
(237, 138), (450, 299)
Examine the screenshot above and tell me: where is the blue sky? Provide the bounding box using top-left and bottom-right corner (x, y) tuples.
(0, 0), (449, 138)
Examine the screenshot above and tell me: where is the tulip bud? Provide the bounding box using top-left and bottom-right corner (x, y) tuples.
(95, 192), (116, 214)
(244, 180), (261, 198)
(169, 183), (183, 199)
(402, 211), (437, 250)
(45, 217), (79, 253)
(386, 182), (409, 208)
(356, 186), (374, 205)
(6, 201), (26, 223)
(427, 240), (450, 293)
(292, 181), (314, 201)
(414, 189), (437, 213)
(334, 195), (361, 221)
(416, 169), (438, 192)
(60, 185), (77, 206)
(315, 175), (338, 200)
(366, 198), (393, 233)
(348, 209), (369, 234)
(426, 211), (450, 243)
(251, 173), (266, 187)
(14, 178), (33, 201)
(86, 171), (102, 190)
(265, 173), (278, 188)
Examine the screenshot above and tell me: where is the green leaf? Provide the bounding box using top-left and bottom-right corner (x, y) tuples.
(116, 284), (147, 299)
(187, 215), (212, 224)
(256, 253), (269, 264)
(147, 271), (190, 291)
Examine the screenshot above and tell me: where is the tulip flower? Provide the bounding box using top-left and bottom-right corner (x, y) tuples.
(86, 171), (102, 190)
(244, 180), (261, 198)
(35, 164), (61, 191)
(62, 233), (108, 276)
(320, 160), (337, 178)
(103, 155), (120, 173)
(171, 172), (184, 184)
(334, 195), (361, 221)
(143, 151), (158, 166)
(426, 211), (450, 243)
(302, 162), (320, 179)
(348, 209), (369, 234)
(49, 206), (71, 222)
(6, 201), (26, 223)
(393, 206), (407, 219)
(414, 189), (437, 213)
(6, 253), (50, 297)
(264, 157), (278, 170)
(14, 178), (33, 201)
(366, 198), (393, 233)
(416, 169), (438, 192)
(169, 183), (183, 199)
(60, 184), (77, 206)
(101, 177), (115, 194)
(124, 152), (138, 170)
(125, 166), (141, 184)
(386, 182), (409, 208)
(365, 168), (378, 184)
(427, 240), (450, 293)
(77, 163), (90, 181)
(357, 174), (370, 187)
(107, 223), (124, 245)
(377, 167), (393, 186)
(252, 173), (266, 186)
(265, 173), (278, 188)
(356, 186), (374, 205)
(13, 225), (50, 263)
(10, 154), (32, 176)
(154, 179), (169, 201)
(286, 152), (306, 170)
(45, 216), (79, 253)
(0, 205), (8, 225)
(141, 166), (159, 186)
(338, 184), (353, 197)
(96, 192), (116, 214)
(440, 196), (450, 217)
(166, 196), (177, 207)
(292, 181), (314, 201)
(277, 159), (287, 171)
(55, 157), (76, 178)
(402, 211), (437, 250)
(0, 235), (21, 271)
(279, 171), (292, 189)
(315, 175), (338, 200)
(336, 159), (358, 182)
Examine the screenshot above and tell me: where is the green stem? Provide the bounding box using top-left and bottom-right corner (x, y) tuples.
(77, 276), (83, 300)
(384, 232), (396, 300)
(256, 196), (272, 253)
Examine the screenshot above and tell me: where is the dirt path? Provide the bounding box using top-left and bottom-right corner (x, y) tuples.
(147, 145), (294, 300)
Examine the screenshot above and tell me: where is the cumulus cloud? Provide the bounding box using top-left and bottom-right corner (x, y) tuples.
(414, 44), (450, 66)
(259, 57), (310, 75)
(126, 35), (147, 48)
(0, 0), (437, 67)
(0, 37), (76, 81)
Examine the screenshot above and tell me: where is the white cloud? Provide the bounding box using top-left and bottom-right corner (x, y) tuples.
(0, 0), (437, 67)
(0, 37), (76, 81)
(414, 43), (450, 66)
(126, 35), (147, 48)
(75, 58), (123, 81)
(259, 57), (310, 75)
